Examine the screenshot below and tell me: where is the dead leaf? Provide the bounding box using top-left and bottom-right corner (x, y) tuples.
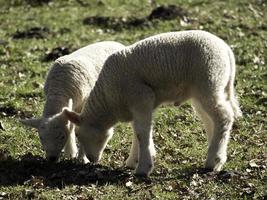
(23, 189), (35, 199)
(32, 81), (43, 89)
(249, 159), (259, 168)
(125, 181), (133, 187)
(24, 176), (45, 188)
(0, 192), (8, 198)
(18, 72), (26, 79)
(0, 121), (5, 131)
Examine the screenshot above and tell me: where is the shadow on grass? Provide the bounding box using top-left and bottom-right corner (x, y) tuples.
(0, 153), (131, 188)
(0, 152), (243, 190)
(152, 165), (244, 185)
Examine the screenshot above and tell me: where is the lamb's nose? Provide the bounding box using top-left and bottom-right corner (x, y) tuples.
(48, 156), (57, 162)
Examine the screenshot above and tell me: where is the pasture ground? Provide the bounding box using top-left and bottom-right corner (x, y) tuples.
(0, 0), (266, 199)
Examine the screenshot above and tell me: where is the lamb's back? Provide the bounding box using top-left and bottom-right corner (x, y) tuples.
(107, 30), (230, 88)
(44, 41), (125, 104)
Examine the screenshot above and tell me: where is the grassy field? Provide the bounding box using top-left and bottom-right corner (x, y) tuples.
(0, 0), (266, 199)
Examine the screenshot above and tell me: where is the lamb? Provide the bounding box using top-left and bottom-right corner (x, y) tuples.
(20, 41), (125, 162)
(63, 30), (242, 177)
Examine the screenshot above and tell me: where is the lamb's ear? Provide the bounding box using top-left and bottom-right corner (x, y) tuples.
(62, 108), (81, 126)
(20, 118), (42, 128)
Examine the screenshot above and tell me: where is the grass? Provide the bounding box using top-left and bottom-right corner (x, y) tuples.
(0, 0), (266, 199)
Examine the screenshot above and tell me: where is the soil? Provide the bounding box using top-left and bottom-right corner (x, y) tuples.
(83, 4), (187, 30)
(12, 27), (51, 39)
(0, 104), (33, 118)
(43, 47), (75, 61)
(148, 4), (187, 20)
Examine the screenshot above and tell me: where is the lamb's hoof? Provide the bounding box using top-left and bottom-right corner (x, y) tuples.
(205, 156), (226, 172)
(134, 171), (149, 178)
(126, 157), (138, 169)
(134, 165), (152, 178)
(71, 154), (78, 159)
(64, 151), (78, 159)
(80, 156), (89, 164)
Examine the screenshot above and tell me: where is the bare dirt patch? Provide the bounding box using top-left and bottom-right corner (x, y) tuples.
(83, 4), (188, 30)
(12, 27), (51, 39)
(43, 46), (76, 61)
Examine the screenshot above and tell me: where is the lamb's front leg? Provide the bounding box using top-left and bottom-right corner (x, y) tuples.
(64, 123), (78, 158)
(78, 144), (89, 164)
(126, 132), (139, 169)
(132, 110), (154, 177)
(126, 126), (156, 169)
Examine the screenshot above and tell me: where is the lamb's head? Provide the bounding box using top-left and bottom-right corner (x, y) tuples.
(20, 99), (74, 162)
(63, 108), (113, 163)
(77, 125), (113, 163)
(20, 113), (70, 162)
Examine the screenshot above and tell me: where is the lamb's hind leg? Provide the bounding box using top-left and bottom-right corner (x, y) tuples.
(126, 132), (139, 169)
(192, 99), (214, 145)
(196, 92), (234, 171)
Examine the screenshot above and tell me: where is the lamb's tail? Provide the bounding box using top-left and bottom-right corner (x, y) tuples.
(225, 47), (242, 119)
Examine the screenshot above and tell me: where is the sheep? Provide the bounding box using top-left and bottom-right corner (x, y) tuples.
(20, 41), (125, 163)
(63, 30), (242, 177)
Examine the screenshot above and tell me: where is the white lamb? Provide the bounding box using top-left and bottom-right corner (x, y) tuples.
(20, 41), (125, 162)
(63, 30), (242, 177)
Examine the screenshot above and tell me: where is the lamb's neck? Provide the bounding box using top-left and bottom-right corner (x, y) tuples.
(43, 95), (69, 118)
(84, 109), (116, 130)
(82, 86), (116, 130)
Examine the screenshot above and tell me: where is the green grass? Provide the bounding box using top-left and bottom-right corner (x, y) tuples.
(0, 0), (266, 199)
